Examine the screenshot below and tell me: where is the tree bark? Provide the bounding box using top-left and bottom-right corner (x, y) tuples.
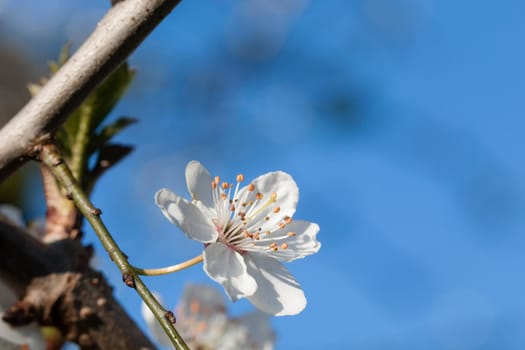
(0, 220), (157, 349)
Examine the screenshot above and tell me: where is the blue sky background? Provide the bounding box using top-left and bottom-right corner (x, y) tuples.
(2, 0), (525, 349)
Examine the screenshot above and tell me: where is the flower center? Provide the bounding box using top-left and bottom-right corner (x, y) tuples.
(209, 173), (293, 254)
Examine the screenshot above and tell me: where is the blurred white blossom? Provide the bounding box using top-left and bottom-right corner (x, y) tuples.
(142, 284), (275, 350)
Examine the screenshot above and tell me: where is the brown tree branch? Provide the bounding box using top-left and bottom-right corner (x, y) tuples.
(0, 0), (182, 181)
(0, 220), (156, 349)
(6, 272), (156, 350)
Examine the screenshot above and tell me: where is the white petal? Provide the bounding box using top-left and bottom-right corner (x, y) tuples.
(179, 284), (226, 316)
(267, 220), (321, 262)
(185, 160), (214, 209)
(241, 171), (299, 233)
(245, 253), (306, 316)
(215, 321), (250, 350)
(203, 243), (257, 301)
(194, 313), (229, 348)
(141, 294), (171, 347)
(155, 188), (218, 243)
(237, 311), (275, 350)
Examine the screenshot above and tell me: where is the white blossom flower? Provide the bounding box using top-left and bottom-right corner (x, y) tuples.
(142, 284), (275, 350)
(156, 161), (320, 316)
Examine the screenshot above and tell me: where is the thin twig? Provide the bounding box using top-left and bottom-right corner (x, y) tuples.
(0, 0), (182, 182)
(37, 143), (190, 350)
(133, 254), (203, 276)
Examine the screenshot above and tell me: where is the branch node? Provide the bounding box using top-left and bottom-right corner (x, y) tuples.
(90, 207), (102, 216)
(165, 310), (176, 325)
(122, 273), (136, 289)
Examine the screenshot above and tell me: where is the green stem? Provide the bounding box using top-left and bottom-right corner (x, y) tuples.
(38, 143), (189, 350)
(133, 254), (203, 276)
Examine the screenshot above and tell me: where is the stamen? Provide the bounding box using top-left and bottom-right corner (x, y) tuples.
(214, 176), (220, 184)
(255, 192), (263, 200)
(266, 231), (271, 236)
(211, 181), (217, 189)
(221, 182), (229, 190)
(270, 192), (277, 202)
(190, 300), (199, 314)
(248, 184), (255, 191)
(273, 207), (280, 213)
(220, 193), (227, 200)
(279, 222), (286, 229)
(287, 231), (296, 237)
(230, 204), (235, 211)
(284, 216), (292, 224)
(269, 242), (277, 250)
(281, 243), (289, 250)
(196, 321), (207, 332)
(237, 174), (244, 182)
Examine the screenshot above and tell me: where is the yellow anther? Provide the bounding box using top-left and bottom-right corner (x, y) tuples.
(211, 181), (217, 189)
(287, 231), (296, 237)
(237, 174), (244, 182)
(230, 204), (235, 211)
(214, 176), (220, 184)
(281, 243), (289, 250)
(270, 192), (277, 202)
(221, 182), (229, 189)
(284, 216), (292, 224)
(248, 183), (255, 191)
(266, 231), (271, 236)
(279, 222), (286, 229)
(255, 192), (263, 200)
(243, 230), (251, 238)
(273, 206), (281, 213)
(269, 242), (278, 250)
(220, 193), (227, 200)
